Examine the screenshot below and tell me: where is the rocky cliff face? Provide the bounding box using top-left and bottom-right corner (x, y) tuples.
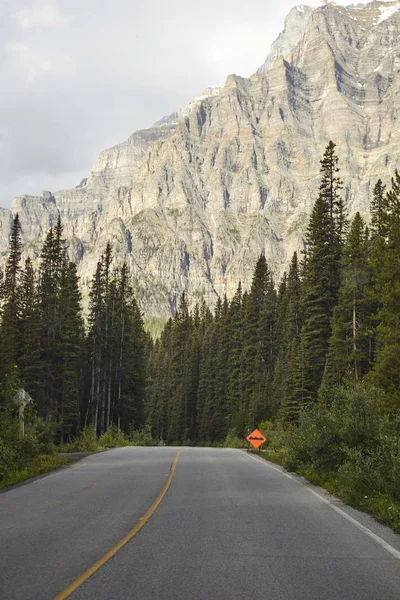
(257, 5), (313, 74)
(4, 1), (400, 317)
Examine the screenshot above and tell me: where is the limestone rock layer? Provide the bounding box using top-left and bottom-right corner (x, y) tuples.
(4, 1), (400, 317)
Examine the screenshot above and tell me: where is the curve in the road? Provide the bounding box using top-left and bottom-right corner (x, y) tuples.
(53, 447), (182, 600)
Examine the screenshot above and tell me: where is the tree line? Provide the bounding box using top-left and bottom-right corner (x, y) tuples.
(146, 141), (400, 443)
(1, 141), (400, 448)
(0, 218), (148, 443)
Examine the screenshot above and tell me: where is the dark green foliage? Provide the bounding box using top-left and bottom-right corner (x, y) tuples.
(3, 140), (400, 528)
(370, 171), (400, 409)
(299, 142), (346, 403)
(269, 382), (400, 526)
(19, 258), (42, 400)
(0, 216), (147, 460)
(323, 213), (373, 388)
(276, 253), (303, 421)
(370, 179), (388, 239)
(37, 216), (66, 420)
(58, 262), (85, 442)
(86, 253), (147, 435)
(0, 214), (22, 383)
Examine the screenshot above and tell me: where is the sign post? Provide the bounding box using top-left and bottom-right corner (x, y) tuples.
(246, 428), (267, 451)
(12, 389), (33, 438)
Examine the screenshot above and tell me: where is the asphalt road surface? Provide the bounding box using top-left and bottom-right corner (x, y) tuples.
(1, 447), (400, 600)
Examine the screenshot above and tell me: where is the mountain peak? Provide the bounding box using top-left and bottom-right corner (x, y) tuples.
(257, 4), (313, 73)
(5, 0), (400, 318)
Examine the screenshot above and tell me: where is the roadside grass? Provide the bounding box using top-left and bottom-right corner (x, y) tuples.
(0, 455), (71, 490)
(250, 450), (400, 533)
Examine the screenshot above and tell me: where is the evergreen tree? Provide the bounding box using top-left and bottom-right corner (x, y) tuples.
(371, 171), (400, 409)
(322, 213), (372, 389)
(277, 252), (303, 421)
(87, 258), (103, 431)
(116, 264), (147, 431)
(37, 218), (67, 418)
(299, 142), (345, 403)
(19, 258), (41, 400)
(58, 262), (85, 442)
(281, 339), (303, 422)
(0, 214), (23, 382)
(271, 274), (288, 414)
(226, 283), (246, 434)
(239, 255), (276, 429)
(167, 293), (192, 442)
(370, 179), (388, 239)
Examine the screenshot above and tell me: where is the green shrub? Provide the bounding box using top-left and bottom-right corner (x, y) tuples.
(224, 428), (248, 448)
(99, 426), (127, 448)
(0, 403), (61, 488)
(130, 424), (157, 446)
(273, 383), (387, 473)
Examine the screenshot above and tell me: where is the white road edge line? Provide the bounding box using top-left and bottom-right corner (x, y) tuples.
(245, 452), (400, 561)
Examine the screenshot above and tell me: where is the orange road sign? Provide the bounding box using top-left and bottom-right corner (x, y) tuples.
(246, 428), (266, 449)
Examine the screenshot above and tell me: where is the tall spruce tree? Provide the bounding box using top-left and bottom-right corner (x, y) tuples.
(37, 217), (67, 418)
(322, 212), (372, 389)
(239, 255), (276, 429)
(371, 171), (400, 409)
(299, 142), (345, 403)
(279, 252), (304, 421)
(0, 214), (22, 383)
(19, 258), (41, 400)
(87, 258), (103, 431)
(115, 263), (147, 431)
(58, 262), (85, 441)
(370, 179), (388, 239)
(167, 293), (191, 442)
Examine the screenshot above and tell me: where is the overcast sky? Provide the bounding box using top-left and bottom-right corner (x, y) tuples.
(0, 0), (361, 209)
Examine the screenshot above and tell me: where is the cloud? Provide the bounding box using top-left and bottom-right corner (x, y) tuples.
(5, 42), (73, 82)
(14, 2), (71, 29)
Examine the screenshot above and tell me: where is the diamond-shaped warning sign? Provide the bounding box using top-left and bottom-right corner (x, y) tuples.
(246, 428), (266, 449)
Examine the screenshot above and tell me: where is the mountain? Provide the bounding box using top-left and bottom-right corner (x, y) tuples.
(2, 1), (400, 317)
(257, 5), (313, 74)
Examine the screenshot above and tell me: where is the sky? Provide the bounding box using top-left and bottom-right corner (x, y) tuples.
(0, 0), (366, 209)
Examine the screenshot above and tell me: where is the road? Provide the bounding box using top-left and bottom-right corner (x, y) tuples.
(1, 447), (400, 600)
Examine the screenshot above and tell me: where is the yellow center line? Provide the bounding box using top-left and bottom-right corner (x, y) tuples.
(53, 448), (183, 600)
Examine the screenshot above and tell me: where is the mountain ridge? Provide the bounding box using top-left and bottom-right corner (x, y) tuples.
(2, 0), (400, 317)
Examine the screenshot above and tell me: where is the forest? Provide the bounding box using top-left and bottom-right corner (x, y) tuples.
(1, 142), (400, 529)
(147, 142), (400, 440)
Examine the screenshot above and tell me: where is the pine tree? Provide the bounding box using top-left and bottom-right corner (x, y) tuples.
(286, 252), (302, 343)
(101, 243), (112, 434)
(167, 293), (191, 442)
(58, 262), (85, 442)
(239, 255), (276, 429)
(87, 258), (103, 431)
(148, 319), (173, 440)
(226, 283), (246, 434)
(197, 311), (217, 441)
(273, 252), (303, 418)
(281, 339), (303, 422)
(371, 171), (400, 409)
(370, 179), (388, 239)
(322, 213), (372, 389)
(2, 214), (22, 302)
(37, 218), (67, 418)
(117, 269), (147, 432)
(299, 142), (345, 403)
(0, 214), (23, 381)
(19, 258), (41, 400)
